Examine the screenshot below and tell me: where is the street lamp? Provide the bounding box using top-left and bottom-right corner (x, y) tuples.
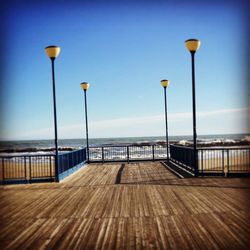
(45, 45), (61, 182)
(185, 38), (201, 176)
(80, 82), (90, 162)
(160, 79), (170, 160)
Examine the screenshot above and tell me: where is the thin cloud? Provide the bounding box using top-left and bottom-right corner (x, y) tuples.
(1, 107), (248, 140)
(90, 107), (250, 128)
(197, 107), (250, 117)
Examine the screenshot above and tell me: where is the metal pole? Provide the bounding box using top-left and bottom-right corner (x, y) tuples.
(51, 58), (59, 182)
(84, 90), (90, 162)
(191, 52), (198, 176)
(164, 87), (169, 160)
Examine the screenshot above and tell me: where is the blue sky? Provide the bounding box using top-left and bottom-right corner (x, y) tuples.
(0, 0), (249, 140)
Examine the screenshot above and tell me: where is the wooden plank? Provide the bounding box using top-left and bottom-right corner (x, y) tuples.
(0, 162), (250, 249)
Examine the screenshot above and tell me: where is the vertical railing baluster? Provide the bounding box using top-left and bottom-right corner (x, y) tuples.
(87, 147), (89, 162)
(197, 150), (199, 175)
(239, 149), (241, 171)
(36, 156), (38, 178)
(37, 156), (39, 178)
(208, 150), (210, 172)
(11, 157), (14, 180)
(127, 146), (129, 163)
(54, 155), (56, 178)
(49, 156), (52, 180)
(2, 158), (4, 183)
(29, 157), (32, 183)
(215, 150), (217, 172)
(242, 149), (245, 171)
(212, 150), (214, 172)
(41, 156), (43, 177)
(201, 150), (203, 175)
(249, 149), (250, 171)
(152, 145), (155, 161)
(237, 149), (239, 172)
(222, 150), (224, 175)
(102, 147), (104, 163)
(24, 156), (27, 182)
(6, 158), (9, 180)
(13, 158), (15, 180)
(17, 157), (19, 179)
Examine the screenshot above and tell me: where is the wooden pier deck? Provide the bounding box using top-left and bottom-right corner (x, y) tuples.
(1, 162), (250, 249)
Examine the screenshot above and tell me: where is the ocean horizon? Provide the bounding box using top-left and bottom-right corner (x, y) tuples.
(0, 133), (249, 154)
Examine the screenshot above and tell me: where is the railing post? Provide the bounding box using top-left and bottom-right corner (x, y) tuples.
(222, 150), (224, 175)
(24, 156), (27, 182)
(194, 148), (198, 177)
(127, 146), (129, 163)
(102, 147), (104, 163)
(152, 145), (155, 161)
(201, 150), (203, 176)
(54, 155), (59, 182)
(29, 157), (32, 183)
(169, 145), (172, 160)
(249, 148), (250, 171)
(227, 149), (229, 175)
(83, 148), (87, 163)
(49, 156), (52, 180)
(2, 158), (4, 183)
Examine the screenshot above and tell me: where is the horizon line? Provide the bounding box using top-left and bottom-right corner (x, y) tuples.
(0, 132), (249, 142)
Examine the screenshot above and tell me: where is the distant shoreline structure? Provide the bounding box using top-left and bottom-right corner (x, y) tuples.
(0, 133), (249, 155)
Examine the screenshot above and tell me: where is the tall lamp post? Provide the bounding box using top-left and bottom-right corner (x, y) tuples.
(45, 45), (61, 182)
(160, 79), (170, 160)
(80, 82), (90, 162)
(185, 39), (201, 177)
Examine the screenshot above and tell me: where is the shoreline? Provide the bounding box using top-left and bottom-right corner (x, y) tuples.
(0, 134), (249, 154)
(0, 141), (250, 154)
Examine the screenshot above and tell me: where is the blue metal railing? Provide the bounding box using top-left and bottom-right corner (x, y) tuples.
(58, 148), (87, 180)
(198, 147), (250, 176)
(0, 148), (87, 184)
(0, 154), (55, 184)
(170, 145), (250, 176)
(89, 144), (168, 162)
(170, 145), (195, 173)
(1, 144), (249, 184)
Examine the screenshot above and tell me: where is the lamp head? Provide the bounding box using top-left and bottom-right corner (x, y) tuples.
(45, 45), (61, 59)
(160, 79), (170, 88)
(80, 82), (90, 91)
(185, 39), (201, 53)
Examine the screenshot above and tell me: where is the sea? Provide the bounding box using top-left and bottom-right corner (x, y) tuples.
(0, 133), (249, 155)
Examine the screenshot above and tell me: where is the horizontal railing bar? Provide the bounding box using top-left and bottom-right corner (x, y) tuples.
(198, 147), (250, 151)
(0, 154), (55, 158)
(89, 158), (165, 163)
(0, 148), (89, 158)
(89, 144), (168, 164)
(89, 144), (166, 148)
